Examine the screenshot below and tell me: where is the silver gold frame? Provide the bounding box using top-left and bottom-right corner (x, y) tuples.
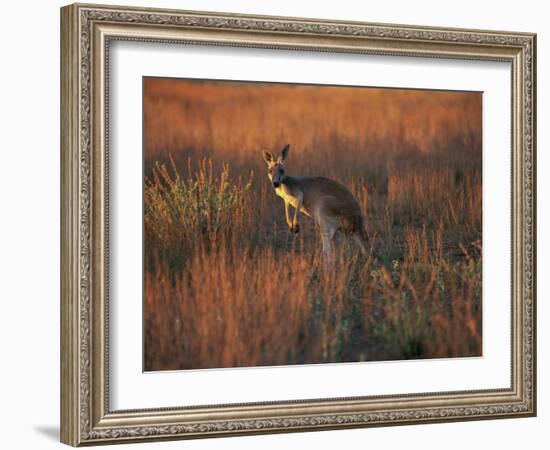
(60, 3), (537, 446)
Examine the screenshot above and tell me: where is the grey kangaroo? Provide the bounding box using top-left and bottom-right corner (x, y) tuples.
(263, 144), (371, 260)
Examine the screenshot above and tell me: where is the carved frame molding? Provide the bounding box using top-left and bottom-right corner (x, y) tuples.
(61, 3), (536, 446)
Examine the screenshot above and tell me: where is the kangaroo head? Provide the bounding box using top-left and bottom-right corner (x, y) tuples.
(263, 144), (290, 188)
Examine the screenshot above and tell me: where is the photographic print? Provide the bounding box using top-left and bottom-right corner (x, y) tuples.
(143, 78), (482, 371)
(61, 5), (536, 444)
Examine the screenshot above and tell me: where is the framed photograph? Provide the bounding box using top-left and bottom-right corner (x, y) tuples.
(60, 3), (536, 446)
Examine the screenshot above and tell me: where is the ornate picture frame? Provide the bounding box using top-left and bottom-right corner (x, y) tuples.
(60, 3), (536, 446)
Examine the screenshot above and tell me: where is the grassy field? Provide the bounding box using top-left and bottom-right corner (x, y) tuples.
(143, 78), (482, 371)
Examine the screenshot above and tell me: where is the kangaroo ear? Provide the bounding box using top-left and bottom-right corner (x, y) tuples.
(279, 144), (290, 162)
(262, 150), (275, 164)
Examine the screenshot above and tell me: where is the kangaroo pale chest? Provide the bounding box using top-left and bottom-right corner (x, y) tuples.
(275, 184), (311, 216)
(275, 185), (297, 205)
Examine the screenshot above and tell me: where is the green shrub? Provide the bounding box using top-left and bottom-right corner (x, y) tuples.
(144, 156), (252, 270)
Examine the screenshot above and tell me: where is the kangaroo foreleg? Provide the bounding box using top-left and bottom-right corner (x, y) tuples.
(290, 192), (303, 234)
(284, 200), (292, 229)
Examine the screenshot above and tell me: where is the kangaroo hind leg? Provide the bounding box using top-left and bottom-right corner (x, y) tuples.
(317, 196), (347, 264)
(320, 222), (336, 261)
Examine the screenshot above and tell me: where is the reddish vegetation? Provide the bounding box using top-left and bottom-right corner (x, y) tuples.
(143, 78), (482, 371)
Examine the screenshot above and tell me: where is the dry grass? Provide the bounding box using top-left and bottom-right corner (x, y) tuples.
(143, 78), (482, 371)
